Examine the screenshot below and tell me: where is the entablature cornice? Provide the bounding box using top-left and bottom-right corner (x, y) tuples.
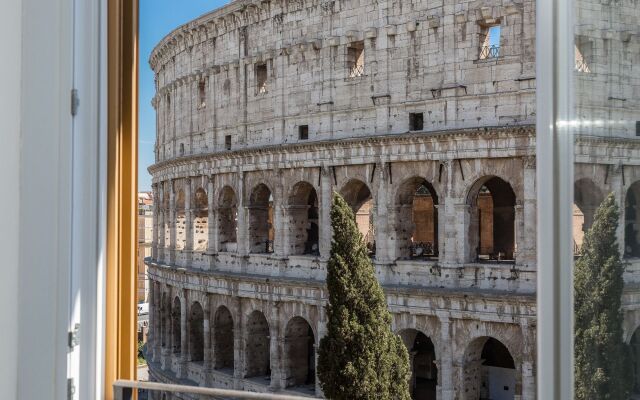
(148, 125), (536, 181)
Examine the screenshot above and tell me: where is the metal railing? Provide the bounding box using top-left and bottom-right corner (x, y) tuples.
(479, 44), (500, 59)
(114, 380), (314, 400)
(575, 59), (591, 73)
(348, 63), (364, 78)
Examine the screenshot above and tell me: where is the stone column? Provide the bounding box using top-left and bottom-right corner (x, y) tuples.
(520, 156), (537, 266)
(233, 298), (244, 390)
(375, 161), (391, 263)
(520, 318), (536, 400)
(152, 183), (159, 260)
(207, 176), (218, 257)
(612, 165), (626, 256)
(203, 298), (212, 386)
(315, 305), (326, 397)
(169, 180), (177, 264)
(273, 193), (286, 257)
(514, 203), (524, 263)
(269, 303), (283, 391)
(237, 172), (249, 256)
(319, 166), (332, 260)
(158, 183), (166, 262)
(454, 203), (471, 264)
(178, 295), (188, 379)
(185, 179), (194, 266)
(438, 314), (455, 400)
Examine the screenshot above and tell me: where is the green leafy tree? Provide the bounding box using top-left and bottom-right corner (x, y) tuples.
(317, 192), (411, 400)
(575, 193), (633, 399)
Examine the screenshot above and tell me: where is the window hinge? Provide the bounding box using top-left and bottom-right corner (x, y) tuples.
(68, 323), (80, 349)
(71, 89), (79, 116)
(67, 378), (76, 400)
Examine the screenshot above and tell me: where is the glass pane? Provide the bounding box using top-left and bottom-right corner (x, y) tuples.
(572, 0), (640, 397)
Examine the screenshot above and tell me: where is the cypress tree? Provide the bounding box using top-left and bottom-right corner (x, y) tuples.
(317, 192), (411, 400)
(575, 193), (633, 399)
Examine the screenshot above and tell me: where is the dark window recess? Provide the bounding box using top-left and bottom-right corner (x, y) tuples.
(299, 125), (309, 140)
(198, 80), (206, 107)
(225, 135), (232, 150)
(636, 121), (640, 136)
(347, 41), (365, 78)
(256, 64), (268, 94)
(179, 143), (185, 155)
(409, 113), (424, 131)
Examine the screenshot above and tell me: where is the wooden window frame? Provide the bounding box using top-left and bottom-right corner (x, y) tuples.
(105, 0), (139, 399)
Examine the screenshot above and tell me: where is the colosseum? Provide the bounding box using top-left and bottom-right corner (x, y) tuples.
(144, 0), (640, 399)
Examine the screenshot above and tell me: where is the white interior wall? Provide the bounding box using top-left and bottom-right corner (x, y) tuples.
(0, 0), (22, 399)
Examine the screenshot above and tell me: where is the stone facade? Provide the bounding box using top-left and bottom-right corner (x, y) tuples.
(144, 0), (640, 399)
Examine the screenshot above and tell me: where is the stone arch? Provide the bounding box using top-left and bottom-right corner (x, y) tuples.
(626, 181), (640, 258)
(248, 183), (274, 254)
(467, 176), (516, 262)
(245, 310), (271, 381)
(218, 185), (238, 252)
(189, 301), (204, 362)
(339, 179), (375, 255)
(213, 305), (234, 371)
(175, 189), (186, 250)
(462, 337), (517, 400)
(629, 325), (640, 395)
(284, 316), (316, 390)
(171, 296), (182, 354)
(395, 177), (439, 260)
(287, 181), (319, 256)
(193, 187), (208, 251)
(398, 329), (438, 400)
(573, 178), (605, 254)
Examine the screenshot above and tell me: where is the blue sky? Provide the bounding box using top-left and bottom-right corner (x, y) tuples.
(139, 0), (230, 191)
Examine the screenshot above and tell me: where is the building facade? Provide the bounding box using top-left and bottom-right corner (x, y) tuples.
(144, 0), (640, 399)
(139, 192), (154, 304)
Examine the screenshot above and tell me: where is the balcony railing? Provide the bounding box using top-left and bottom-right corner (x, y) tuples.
(348, 63), (364, 78)
(114, 380), (314, 400)
(479, 44), (500, 60)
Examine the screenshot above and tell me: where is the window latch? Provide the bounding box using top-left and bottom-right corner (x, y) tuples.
(71, 88), (80, 116)
(68, 323), (80, 349)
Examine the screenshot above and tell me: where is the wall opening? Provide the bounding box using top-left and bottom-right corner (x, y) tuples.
(299, 125), (309, 141)
(248, 184), (274, 254)
(218, 186), (238, 252)
(213, 306), (234, 371)
(575, 35), (593, 73)
(284, 317), (316, 391)
(245, 311), (271, 381)
(626, 182), (640, 258)
(463, 337), (516, 400)
(225, 135), (232, 150)
(160, 292), (169, 347)
(468, 177), (516, 262)
(340, 179), (376, 256)
(189, 302), (204, 362)
(396, 177), (438, 260)
(288, 182), (319, 256)
(573, 178), (604, 255)
(630, 327), (640, 394)
(198, 79), (206, 107)
(399, 330), (438, 400)
(479, 24), (501, 59)
(409, 113), (424, 131)
(172, 297), (181, 354)
(193, 187), (208, 251)
(256, 63), (268, 94)
(347, 41), (365, 78)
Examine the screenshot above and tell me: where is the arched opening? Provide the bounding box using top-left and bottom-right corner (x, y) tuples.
(399, 329), (437, 400)
(340, 179), (375, 255)
(396, 178), (439, 260)
(463, 337), (516, 400)
(288, 182), (319, 256)
(284, 317), (316, 392)
(175, 189), (186, 250)
(248, 184), (274, 254)
(189, 302), (204, 362)
(218, 186), (238, 252)
(213, 306), (234, 371)
(573, 178), (604, 255)
(626, 182), (640, 258)
(171, 297), (181, 354)
(631, 327), (640, 395)
(245, 311), (271, 381)
(468, 177), (516, 262)
(193, 187), (208, 251)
